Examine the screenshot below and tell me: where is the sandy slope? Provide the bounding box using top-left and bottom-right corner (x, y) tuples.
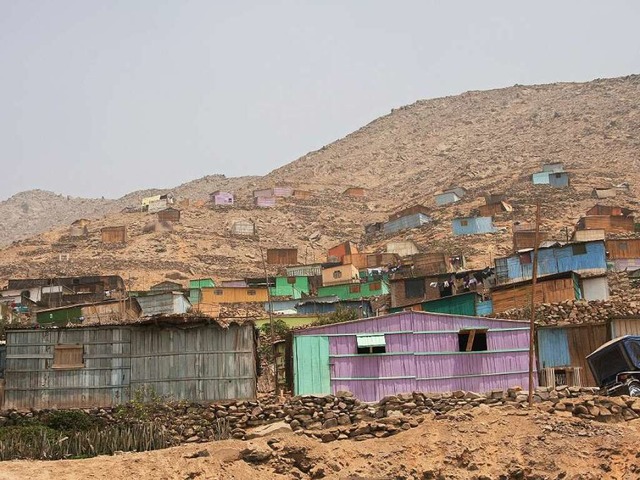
(1, 406), (639, 480)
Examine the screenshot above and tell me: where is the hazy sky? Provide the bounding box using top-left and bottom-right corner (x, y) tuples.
(1, 1), (639, 200)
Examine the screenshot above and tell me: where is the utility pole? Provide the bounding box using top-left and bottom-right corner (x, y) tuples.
(258, 240), (278, 394)
(528, 202), (541, 407)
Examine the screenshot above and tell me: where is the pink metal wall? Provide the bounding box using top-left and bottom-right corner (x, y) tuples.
(296, 311), (533, 401)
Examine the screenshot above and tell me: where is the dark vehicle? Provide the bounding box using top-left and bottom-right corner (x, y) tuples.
(587, 335), (640, 397)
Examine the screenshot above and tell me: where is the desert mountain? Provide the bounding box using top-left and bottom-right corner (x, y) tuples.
(1, 74), (639, 288)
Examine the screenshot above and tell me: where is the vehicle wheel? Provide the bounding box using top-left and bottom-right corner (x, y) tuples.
(627, 380), (640, 397)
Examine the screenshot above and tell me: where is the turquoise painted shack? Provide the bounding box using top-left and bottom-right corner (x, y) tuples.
(317, 280), (389, 300)
(270, 276), (310, 299)
(452, 217), (497, 236)
(390, 292), (479, 316)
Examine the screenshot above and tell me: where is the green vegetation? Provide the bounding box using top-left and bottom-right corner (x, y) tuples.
(311, 306), (359, 326)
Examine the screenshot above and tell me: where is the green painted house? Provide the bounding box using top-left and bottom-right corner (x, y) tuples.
(189, 278), (216, 304)
(269, 276), (310, 299)
(317, 280), (388, 301)
(36, 305), (83, 325)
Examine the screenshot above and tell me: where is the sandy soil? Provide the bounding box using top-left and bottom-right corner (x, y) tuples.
(1, 406), (639, 480)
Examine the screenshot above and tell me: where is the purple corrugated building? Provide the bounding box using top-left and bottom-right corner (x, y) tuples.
(273, 186), (293, 197)
(291, 311), (533, 402)
(210, 191), (234, 206)
(255, 196), (276, 208)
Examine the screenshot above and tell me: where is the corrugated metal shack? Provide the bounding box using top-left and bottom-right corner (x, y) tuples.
(592, 188), (617, 199)
(273, 186), (294, 197)
(452, 217), (497, 236)
(491, 272), (580, 314)
(383, 213), (431, 235)
(255, 196), (276, 208)
(577, 215), (634, 234)
(135, 292), (192, 316)
(386, 241), (419, 257)
(231, 219), (256, 236)
(573, 229), (605, 242)
(606, 238), (640, 271)
(2, 317), (257, 409)
(101, 226), (127, 244)
(586, 204), (633, 217)
(609, 317), (640, 338)
(290, 311), (532, 401)
(266, 248), (298, 265)
(388, 205), (430, 221)
(157, 207), (181, 223)
(536, 323), (607, 387)
(494, 240), (607, 285)
(210, 191), (234, 206)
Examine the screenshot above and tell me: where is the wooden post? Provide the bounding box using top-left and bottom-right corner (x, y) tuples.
(528, 202), (541, 407)
(259, 241), (278, 394)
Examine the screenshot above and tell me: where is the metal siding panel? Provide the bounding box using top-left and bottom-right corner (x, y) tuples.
(566, 325), (607, 387)
(537, 329), (570, 368)
(610, 318), (640, 338)
(294, 336), (330, 395)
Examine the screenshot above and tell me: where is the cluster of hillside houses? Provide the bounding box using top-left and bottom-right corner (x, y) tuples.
(0, 162), (639, 409)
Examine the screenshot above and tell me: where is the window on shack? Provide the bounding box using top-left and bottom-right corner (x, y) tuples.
(458, 329), (488, 352)
(333, 270), (343, 279)
(572, 244), (587, 255)
(349, 284), (361, 293)
(287, 276), (297, 284)
(214, 289), (224, 295)
(369, 281), (382, 291)
(53, 344), (84, 369)
(356, 334), (386, 354)
(405, 278), (426, 298)
(460, 219), (469, 227)
(247, 289), (257, 296)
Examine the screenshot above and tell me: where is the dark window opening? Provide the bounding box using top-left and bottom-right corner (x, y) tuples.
(572, 243), (587, 255)
(357, 346), (386, 354)
(349, 284), (361, 293)
(333, 270), (343, 279)
(214, 289), (224, 295)
(370, 281), (382, 291)
(405, 278), (425, 298)
(247, 289), (257, 296)
(460, 220), (469, 226)
(287, 276), (297, 284)
(458, 330), (488, 352)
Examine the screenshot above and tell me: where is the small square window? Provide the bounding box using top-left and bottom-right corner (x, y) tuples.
(370, 281), (382, 291)
(53, 345), (84, 369)
(356, 335), (386, 354)
(214, 289), (224, 295)
(247, 289), (256, 296)
(572, 243), (587, 255)
(458, 330), (488, 352)
(349, 284), (361, 293)
(287, 276), (297, 284)
(333, 270), (343, 279)
(460, 220), (469, 226)
(619, 242), (628, 251)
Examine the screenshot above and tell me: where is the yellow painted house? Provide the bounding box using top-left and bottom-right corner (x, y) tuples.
(200, 287), (269, 304)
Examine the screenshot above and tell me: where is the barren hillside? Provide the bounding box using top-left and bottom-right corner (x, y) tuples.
(1, 74), (639, 286)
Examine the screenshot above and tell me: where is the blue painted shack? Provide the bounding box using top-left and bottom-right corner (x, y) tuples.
(536, 323), (607, 387)
(452, 216), (497, 236)
(384, 213), (431, 235)
(494, 240), (607, 285)
(434, 191), (461, 206)
(532, 171), (569, 188)
(548, 171), (570, 188)
(532, 172), (552, 185)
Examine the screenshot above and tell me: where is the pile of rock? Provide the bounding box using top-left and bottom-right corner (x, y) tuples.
(497, 298), (640, 325)
(1, 387), (639, 446)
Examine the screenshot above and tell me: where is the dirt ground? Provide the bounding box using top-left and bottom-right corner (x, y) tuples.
(0, 405), (639, 480)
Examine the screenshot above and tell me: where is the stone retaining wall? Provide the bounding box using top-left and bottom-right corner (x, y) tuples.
(1, 386), (638, 445)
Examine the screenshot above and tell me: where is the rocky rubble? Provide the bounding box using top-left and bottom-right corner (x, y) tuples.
(2, 386), (639, 447)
